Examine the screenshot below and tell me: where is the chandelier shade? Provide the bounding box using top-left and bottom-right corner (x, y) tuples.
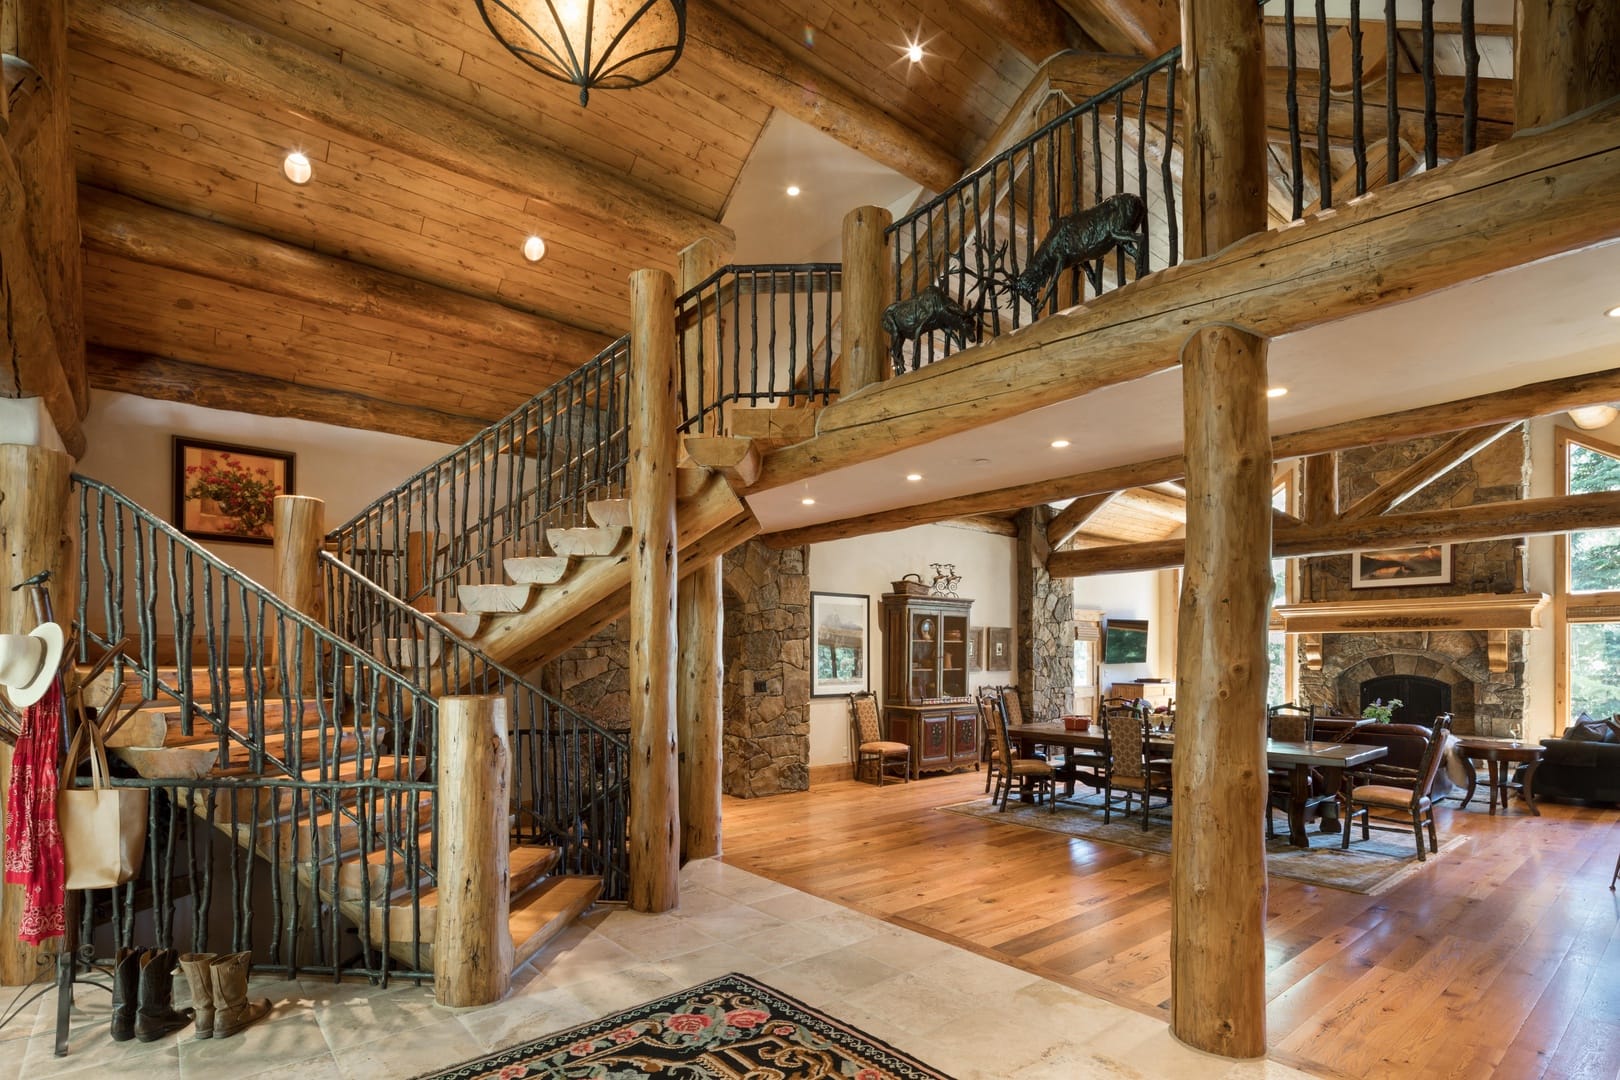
(475, 0), (687, 106)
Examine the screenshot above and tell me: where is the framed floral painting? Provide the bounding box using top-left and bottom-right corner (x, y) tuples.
(173, 438), (295, 545)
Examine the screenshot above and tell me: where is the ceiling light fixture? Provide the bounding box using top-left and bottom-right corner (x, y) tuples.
(906, 42), (924, 63)
(475, 0), (686, 107)
(801, 497), (816, 506)
(1569, 405), (1619, 430)
(521, 235), (547, 262)
(282, 151), (312, 185)
(1050, 439), (1071, 449)
(1266, 386), (1288, 398)
(785, 184), (801, 197)
(1604, 304), (1620, 318)
(906, 473), (923, 482)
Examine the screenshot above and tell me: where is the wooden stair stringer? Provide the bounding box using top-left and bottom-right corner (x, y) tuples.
(463, 473), (759, 674)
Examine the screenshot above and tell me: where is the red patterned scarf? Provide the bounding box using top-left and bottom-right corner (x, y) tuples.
(3, 681), (66, 945)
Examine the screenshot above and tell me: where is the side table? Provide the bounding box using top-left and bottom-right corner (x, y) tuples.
(1455, 737), (1544, 816)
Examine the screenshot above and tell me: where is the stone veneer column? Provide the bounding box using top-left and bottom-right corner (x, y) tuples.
(1017, 507), (1075, 718)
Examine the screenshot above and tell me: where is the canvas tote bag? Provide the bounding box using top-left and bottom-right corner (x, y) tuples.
(58, 720), (148, 889)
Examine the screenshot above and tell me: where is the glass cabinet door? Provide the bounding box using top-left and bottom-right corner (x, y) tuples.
(940, 615), (968, 698)
(911, 613), (938, 699)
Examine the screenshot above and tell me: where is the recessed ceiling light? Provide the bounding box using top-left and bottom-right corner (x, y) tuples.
(906, 42), (924, 63)
(801, 497), (816, 506)
(785, 184), (801, 197)
(906, 473), (923, 482)
(1050, 439), (1070, 449)
(522, 235), (547, 262)
(282, 151), (312, 185)
(1606, 305), (1620, 319)
(1266, 386), (1289, 398)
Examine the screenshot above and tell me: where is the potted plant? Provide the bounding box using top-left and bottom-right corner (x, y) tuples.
(1361, 697), (1403, 723)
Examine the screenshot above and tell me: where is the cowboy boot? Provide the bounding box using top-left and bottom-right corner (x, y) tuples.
(110, 947), (142, 1042)
(177, 954), (217, 1040)
(209, 951), (270, 1038)
(134, 948), (193, 1042)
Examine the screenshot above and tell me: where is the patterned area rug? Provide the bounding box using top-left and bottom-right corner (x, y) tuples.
(411, 973), (951, 1079)
(939, 795), (1467, 894)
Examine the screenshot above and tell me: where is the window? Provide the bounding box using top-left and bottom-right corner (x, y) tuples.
(1268, 468), (1298, 707)
(1556, 429), (1620, 727)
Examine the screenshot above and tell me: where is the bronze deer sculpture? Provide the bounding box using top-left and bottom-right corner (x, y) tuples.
(1009, 193), (1147, 310)
(882, 243), (1008, 374)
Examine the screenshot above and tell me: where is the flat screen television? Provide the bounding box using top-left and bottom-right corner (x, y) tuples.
(1103, 618), (1149, 664)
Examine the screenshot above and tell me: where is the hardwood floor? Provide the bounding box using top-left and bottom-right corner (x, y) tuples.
(720, 771), (1620, 1079)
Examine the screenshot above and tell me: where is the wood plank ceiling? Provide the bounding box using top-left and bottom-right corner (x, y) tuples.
(68, 0), (1116, 441)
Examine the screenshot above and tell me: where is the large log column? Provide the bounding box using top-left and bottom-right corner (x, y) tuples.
(840, 206), (892, 395)
(1515, 0), (1620, 131)
(0, 440), (74, 985)
(1171, 0), (1272, 1059)
(676, 240), (723, 862)
(434, 694), (512, 1007)
(628, 268), (680, 912)
(271, 495), (325, 692)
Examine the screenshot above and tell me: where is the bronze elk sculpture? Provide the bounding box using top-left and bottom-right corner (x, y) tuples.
(1009, 193), (1146, 310)
(882, 243), (1008, 373)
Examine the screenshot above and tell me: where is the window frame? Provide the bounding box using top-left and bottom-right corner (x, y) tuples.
(1553, 427), (1620, 725)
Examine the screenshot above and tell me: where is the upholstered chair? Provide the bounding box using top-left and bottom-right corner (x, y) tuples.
(1104, 711), (1172, 830)
(848, 692), (909, 786)
(982, 697), (1055, 812)
(1342, 722), (1449, 859)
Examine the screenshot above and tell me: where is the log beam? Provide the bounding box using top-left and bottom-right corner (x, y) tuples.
(72, 0), (731, 253)
(1054, 0), (1180, 57)
(1047, 492), (1121, 548)
(959, 0), (1093, 64)
(1337, 423), (1517, 522)
(751, 100), (1620, 494)
(1302, 453), (1336, 525)
(1050, 490), (1620, 576)
(684, 5), (961, 193)
(1515, 0), (1620, 131)
(79, 188), (612, 363)
(627, 268), (680, 913)
(87, 348), (485, 444)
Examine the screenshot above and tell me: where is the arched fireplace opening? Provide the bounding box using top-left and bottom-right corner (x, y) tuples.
(1359, 675), (1452, 726)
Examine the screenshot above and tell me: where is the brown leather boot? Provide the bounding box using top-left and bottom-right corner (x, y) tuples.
(208, 951), (270, 1038)
(134, 948), (193, 1042)
(177, 953), (217, 1039)
(110, 947), (142, 1042)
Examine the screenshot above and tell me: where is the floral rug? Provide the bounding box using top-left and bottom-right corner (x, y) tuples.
(411, 973), (951, 1079)
(939, 795), (1467, 894)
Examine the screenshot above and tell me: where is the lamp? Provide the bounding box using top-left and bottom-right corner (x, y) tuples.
(475, 0), (686, 107)
(1568, 405), (1620, 430)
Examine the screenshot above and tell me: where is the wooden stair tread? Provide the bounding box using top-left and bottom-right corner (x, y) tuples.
(585, 498), (631, 529)
(510, 875), (602, 969)
(457, 582), (534, 613)
(362, 845), (563, 944)
(545, 525), (625, 557)
(503, 555), (571, 585)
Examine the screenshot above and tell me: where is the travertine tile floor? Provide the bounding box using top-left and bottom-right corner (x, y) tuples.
(0, 860), (1316, 1079)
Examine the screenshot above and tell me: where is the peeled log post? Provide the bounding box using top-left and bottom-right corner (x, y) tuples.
(628, 268), (680, 912)
(271, 496), (325, 694)
(434, 695), (512, 1007)
(1514, 0), (1620, 131)
(841, 206), (892, 395)
(1172, 0), (1271, 1058)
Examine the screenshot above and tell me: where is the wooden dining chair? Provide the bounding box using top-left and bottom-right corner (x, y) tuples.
(1266, 704), (1335, 839)
(980, 689), (1009, 793)
(982, 696), (1055, 812)
(1104, 712), (1172, 830)
(1342, 722), (1449, 859)
(848, 692), (909, 786)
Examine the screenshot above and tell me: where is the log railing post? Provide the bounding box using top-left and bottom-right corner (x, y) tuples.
(678, 237), (724, 433)
(1514, 0), (1620, 131)
(841, 205), (893, 396)
(271, 495), (325, 693)
(677, 241), (723, 862)
(0, 437), (73, 986)
(1172, 0), (1272, 1059)
(628, 267), (680, 912)
(434, 694), (512, 1007)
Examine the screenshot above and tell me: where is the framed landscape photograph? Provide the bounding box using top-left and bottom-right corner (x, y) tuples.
(173, 437), (295, 545)
(1352, 544), (1452, 588)
(986, 627), (1013, 672)
(811, 592), (869, 697)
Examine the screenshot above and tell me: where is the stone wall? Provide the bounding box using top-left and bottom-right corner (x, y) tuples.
(1017, 507), (1074, 719)
(721, 541), (811, 798)
(1300, 427), (1530, 736)
(542, 620), (630, 734)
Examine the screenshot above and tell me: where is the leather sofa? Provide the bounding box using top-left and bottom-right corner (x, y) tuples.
(1527, 735), (1620, 805)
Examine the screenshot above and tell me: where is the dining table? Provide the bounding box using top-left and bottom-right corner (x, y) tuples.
(1005, 722), (1390, 847)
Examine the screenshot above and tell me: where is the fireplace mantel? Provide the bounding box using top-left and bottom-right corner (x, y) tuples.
(1269, 592), (1549, 634)
(1271, 593), (1549, 674)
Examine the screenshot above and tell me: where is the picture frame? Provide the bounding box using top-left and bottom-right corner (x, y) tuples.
(986, 627), (1013, 672)
(967, 627), (984, 672)
(1351, 544), (1452, 588)
(811, 592), (869, 697)
(173, 437), (295, 545)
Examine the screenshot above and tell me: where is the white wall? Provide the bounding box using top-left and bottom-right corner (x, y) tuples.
(1073, 570), (1167, 693)
(77, 391), (456, 585)
(806, 524), (1017, 767)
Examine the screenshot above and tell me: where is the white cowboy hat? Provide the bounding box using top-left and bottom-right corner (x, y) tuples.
(0, 622), (65, 709)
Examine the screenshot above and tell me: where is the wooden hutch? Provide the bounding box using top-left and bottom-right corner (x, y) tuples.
(879, 592), (978, 779)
